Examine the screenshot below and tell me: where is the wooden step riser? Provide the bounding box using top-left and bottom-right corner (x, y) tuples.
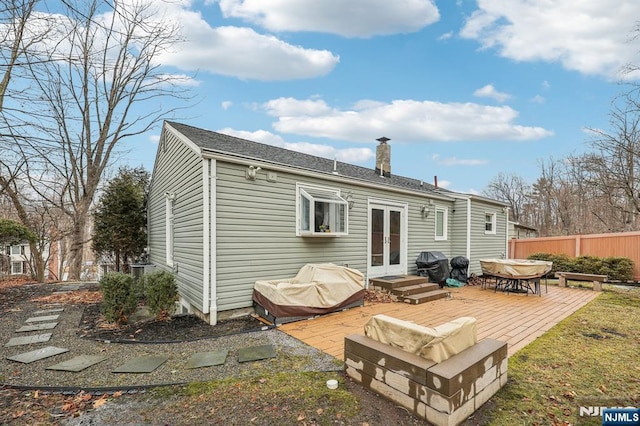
(391, 283), (441, 296)
(370, 276), (428, 290)
(400, 290), (450, 305)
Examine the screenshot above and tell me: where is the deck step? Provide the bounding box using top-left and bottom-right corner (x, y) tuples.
(400, 289), (450, 305)
(369, 275), (428, 291)
(391, 283), (440, 297)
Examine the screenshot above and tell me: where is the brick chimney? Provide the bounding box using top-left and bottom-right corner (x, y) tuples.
(375, 137), (391, 178)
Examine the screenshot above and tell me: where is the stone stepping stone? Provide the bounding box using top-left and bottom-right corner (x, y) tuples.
(33, 308), (64, 315)
(5, 333), (52, 347)
(16, 322), (58, 333)
(112, 356), (168, 374)
(6, 346), (69, 364)
(237, 344), (276, 363)
(26, 315), (60, 323)
(47, 355), (108, 372)
(185, 350), (228, 369)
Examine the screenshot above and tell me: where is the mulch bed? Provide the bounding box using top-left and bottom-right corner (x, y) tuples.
(77, 303), (269, 342)
(0, 278), (269, 343)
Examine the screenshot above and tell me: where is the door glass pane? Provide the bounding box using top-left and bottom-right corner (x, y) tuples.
(389, 210), (401, 265)
(370, 208), (384, 266)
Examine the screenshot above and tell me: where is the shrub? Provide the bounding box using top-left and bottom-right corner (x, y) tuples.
(573, 255), (602, 275)
(143, 270), (178, 319)
(99, 272), (137, 324)
(527, 253), (573, 274)
(602, 257), (634, 281)
(527, 253), (634, 281)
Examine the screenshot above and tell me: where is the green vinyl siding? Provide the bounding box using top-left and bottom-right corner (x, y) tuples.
(214, 163), (368, 310)
(147, 130), (205, 312)
(468, 201), (507, 275)
(213, 161), (456, 310)
(450, 198), (470, 258)
(149, 123), (507, 315)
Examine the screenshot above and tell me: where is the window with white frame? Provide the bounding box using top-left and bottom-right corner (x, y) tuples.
(297, 184), (348, 236)
(11, 261), (23, 274)
(435, 207), (448, 240)
(165, 195), (175, 266)
(485, 212), (497, 234)
(10, 245), (23, 256)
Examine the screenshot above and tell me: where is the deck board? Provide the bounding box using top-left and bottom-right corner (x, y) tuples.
(279, 285), (599, 359)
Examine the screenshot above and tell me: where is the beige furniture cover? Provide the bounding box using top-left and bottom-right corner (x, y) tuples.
(252, 263), (365, 320)
(364, 314), (477, 363)
(480, 259), (552, 279)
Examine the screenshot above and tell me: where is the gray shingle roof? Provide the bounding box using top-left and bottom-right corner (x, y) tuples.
(167, 121), (450, 198)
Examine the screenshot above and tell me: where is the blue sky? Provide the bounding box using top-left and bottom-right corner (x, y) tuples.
(119, 0), (640, 194)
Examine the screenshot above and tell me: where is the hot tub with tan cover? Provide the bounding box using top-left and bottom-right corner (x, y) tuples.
(252, 263), (365, 324)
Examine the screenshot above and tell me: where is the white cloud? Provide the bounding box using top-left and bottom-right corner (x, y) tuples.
(215, 0), (440, 38)
(221, 101), (233, 110)
(436, 179), (451, 189)
(473, 84), (511, 103)
(437, 156), (488, 166)
(159, 25), (339, 81)
(263, 97), (553, 142)
(263, 98), (333, 117)
(466, 188), (481, 195)
(149, 135), (160, 144)
(460, 1), (640, 79)
(217, 128), (375, 163)
(530, 95), (545, 104)
(155, 74), (201, 87)
(14, 2), (339, 83)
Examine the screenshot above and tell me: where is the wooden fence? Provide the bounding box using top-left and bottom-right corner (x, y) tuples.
(508, 231), (640, 280)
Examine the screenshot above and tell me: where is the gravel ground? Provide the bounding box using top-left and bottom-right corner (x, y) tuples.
(1, 281), (430, 425)
(0, 286), (341, 390)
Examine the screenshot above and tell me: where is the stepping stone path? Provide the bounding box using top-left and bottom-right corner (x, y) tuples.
(238, 345), (277, 363)
(5, 333), (53, 347)
(3, 283), (278, 387)
(16, 322), (58, 332)
(185, 350), (228, 369)
(26, 314), (60, 323)
(47, 355), (108, 372)
(112, 355), (169, 374)
(7, 346), (70, 364)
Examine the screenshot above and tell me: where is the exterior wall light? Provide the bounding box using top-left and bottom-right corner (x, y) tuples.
(345, 192), (355, 209)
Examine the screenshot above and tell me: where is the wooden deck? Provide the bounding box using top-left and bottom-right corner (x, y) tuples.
(279, 284), (600, 359)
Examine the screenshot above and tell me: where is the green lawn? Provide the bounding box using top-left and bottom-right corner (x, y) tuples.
(481, 284), (640, 425)
(138, 285), (640, 425)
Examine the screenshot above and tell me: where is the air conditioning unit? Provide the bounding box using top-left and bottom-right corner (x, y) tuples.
(131, 264), (155, 281)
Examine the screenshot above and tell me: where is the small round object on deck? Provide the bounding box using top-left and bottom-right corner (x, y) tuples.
(326, 379), (338, 389)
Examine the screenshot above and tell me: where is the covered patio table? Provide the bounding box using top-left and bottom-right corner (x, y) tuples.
(479, 259), (553, 295)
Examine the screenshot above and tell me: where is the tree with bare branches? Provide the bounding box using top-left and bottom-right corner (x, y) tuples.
(482, 172), (531, 223)
(572, 97), (640, 232)
(1, 0), (190, 280)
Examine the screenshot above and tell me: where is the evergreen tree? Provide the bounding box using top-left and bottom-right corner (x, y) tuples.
(92, 167), (149, 273)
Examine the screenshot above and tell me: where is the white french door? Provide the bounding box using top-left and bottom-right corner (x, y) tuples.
(368, 202), (407, 278)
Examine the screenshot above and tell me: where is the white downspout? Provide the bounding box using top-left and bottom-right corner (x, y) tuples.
(505, 207), (510, 259)
(202, 159), (217, 325)
(210, 160), (217, 325)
